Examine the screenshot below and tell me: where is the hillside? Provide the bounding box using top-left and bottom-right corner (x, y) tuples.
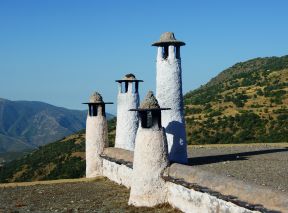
(1, 55), (288, 183)
(0, 98), (88, 153)
(184, 55), (288, 144)
(0, 118), (116, 183)
(0, 98), (114, 161)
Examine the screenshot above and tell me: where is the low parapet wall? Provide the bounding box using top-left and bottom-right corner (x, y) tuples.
(100, 148), (287, 213)
(164, 164), (288, 213)
(166, 182), (255, 213)
(101, 147), (133, 188)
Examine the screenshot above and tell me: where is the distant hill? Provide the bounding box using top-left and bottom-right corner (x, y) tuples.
(0, 119), (116, 183)
(184, 55), (288, 144)
(0, 98), (113, 155)
(1, 55), (288, 183)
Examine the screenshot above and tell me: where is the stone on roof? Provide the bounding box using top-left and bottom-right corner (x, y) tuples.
(89, 92), (103, 103)
(123, 73), (136, 80)
(152, 32), (185, 46)
(140, 91), (160, 109)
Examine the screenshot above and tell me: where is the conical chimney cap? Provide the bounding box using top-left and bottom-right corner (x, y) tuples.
(129, 91), (170, 111)
(89, 92), (103, 103)
(115, 73), (143, 83)
(152, 32), (185, 46)
(123, 73), (136, 80)
(82, 92), (113, 105)
(140, 91), (160, 109)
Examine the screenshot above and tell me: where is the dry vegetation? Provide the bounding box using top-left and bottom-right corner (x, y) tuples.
(185, 56), (288, 144)
(0, 177), (180, 212)
(1, 56), (287, 184)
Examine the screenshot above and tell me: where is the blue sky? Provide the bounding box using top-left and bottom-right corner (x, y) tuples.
(0, 0), (287, 114)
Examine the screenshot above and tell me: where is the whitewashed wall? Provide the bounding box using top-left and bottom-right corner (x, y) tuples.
(156, 46), (187, 164)
(115, 83), (139, 151)
(167, 182), (258, 213)
(99, 150), (286, 212)
(85, 115), (108, 177)
(102, 159), (132, 188)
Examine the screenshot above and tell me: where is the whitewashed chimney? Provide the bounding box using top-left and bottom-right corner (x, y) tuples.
(115, 74), (143, 151)
(129, 91), (170, 207)
(84, 92), (113, 177)
(152, 32), (188, 164)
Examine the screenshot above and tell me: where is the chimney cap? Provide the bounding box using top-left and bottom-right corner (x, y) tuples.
(123, 73), (136, 80)
(130, 91), (170, 111)
(82, 92), (113, 105)
(152, 32), (185, 47)
(115, 73), (143, 83)
(90, 92), (103, 103)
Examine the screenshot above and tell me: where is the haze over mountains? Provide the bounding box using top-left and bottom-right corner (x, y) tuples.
(0, 99), (88, 153)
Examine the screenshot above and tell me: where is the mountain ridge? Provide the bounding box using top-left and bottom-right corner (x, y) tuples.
(184, 55), (288, 144)
(205, 55), (288, 87)
(1, 55), (287, 182)
(0, 98), (113, 155)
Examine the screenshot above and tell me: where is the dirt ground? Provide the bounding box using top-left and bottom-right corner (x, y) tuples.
(0, 178), (180, 213)
(187, 143), (288, 193)
(1, 143), (287, 212)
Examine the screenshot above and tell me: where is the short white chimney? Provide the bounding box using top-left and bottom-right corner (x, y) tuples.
(115, 74), (143, 151)
(129, 91), (170, 207)
(83, 92), (113, 177)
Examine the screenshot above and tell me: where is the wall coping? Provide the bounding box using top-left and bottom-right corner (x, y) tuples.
(100, 149), (287, 212)
(164, 163), (288, 213)
(101, 147), (133, 168)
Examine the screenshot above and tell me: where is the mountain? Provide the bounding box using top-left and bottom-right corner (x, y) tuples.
(184, 55), (288, 144)
(0, 119), (116, 183)
(0, 98), (113, 155)
(0, 98), (86, 153)
(1, 55), (288, 183)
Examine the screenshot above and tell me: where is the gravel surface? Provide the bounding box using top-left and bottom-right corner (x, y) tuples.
(0, 178), (180, 213)
(187, 143), (288, 193)
(1, 143), (287, 212)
